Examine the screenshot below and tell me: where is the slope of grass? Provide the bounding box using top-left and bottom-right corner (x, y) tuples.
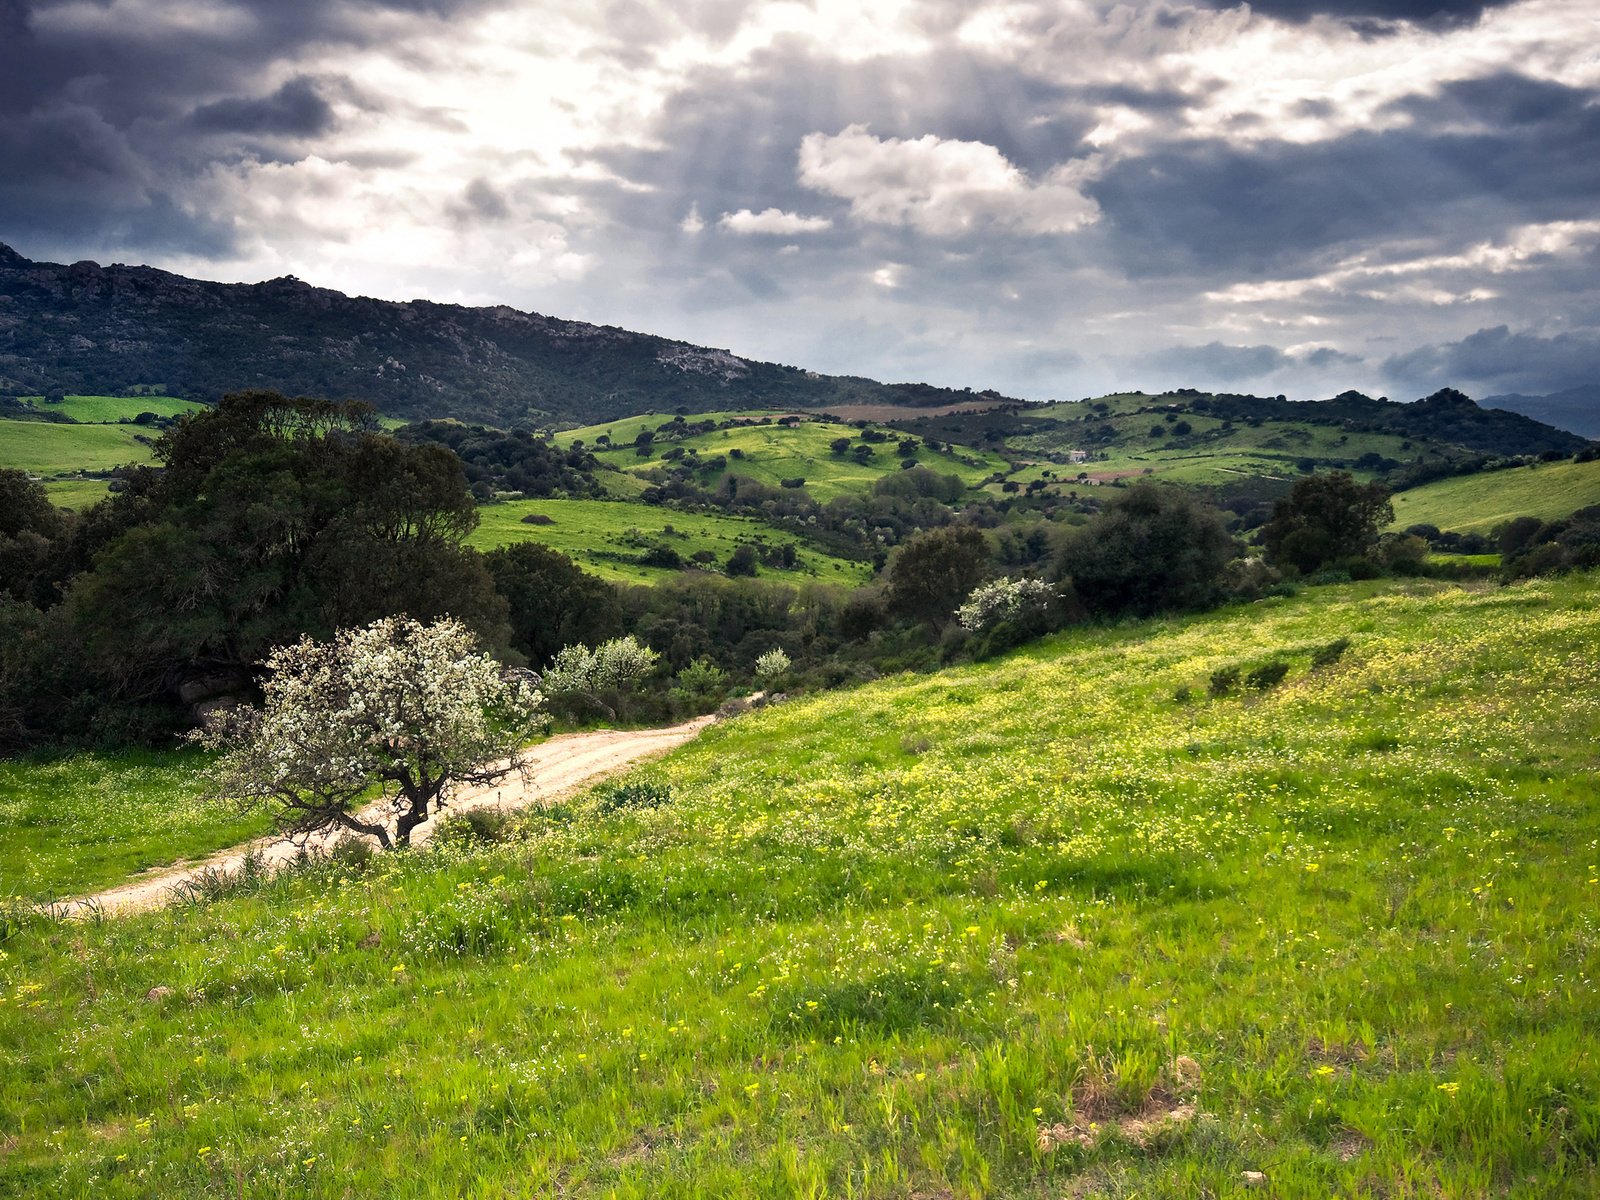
(560, 410), (783, 449)
(0, 751), (272, 901)
(1011, 401), (1418, 488)
(592, 420), (1006, 503)
(15, 395), (204, 423)
(1389, 459), (1600, 533)
(42, 478), (113, 510)
(0, 419), (155, 475)
(4, 573), (1599, 1196)
(467, 498), (870, 586)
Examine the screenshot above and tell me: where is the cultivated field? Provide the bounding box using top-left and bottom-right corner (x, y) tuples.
(1388, 459), (1600, 533)
(466, 498), (871, 586)
(4, 573), (1598, 1196)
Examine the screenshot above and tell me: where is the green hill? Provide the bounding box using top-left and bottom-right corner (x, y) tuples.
(589, 417), (1007, 503)
(12, 394), (204, 423)
(0, 418), (155, 475)
(0, 244), (1024, 427)
(6, 573), (1598, 1196)
(1388, 459), (1600, 533)
(467, 498), (871, 586)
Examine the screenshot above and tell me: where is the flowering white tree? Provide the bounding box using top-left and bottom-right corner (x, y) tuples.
(540, 635), (658, 719)
(956, 577), (1058, 633)
(197, 616), (546, 849)
(754, 648), (791, 686)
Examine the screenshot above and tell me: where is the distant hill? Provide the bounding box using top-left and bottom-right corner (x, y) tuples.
(1484, 385), (1600, 439)
(0, 243), (1020, 427)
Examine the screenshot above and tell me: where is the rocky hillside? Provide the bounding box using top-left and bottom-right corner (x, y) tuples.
(0, 244), (1014, 427)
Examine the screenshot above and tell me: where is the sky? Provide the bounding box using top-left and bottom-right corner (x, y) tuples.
(2, 0), (1599, 403)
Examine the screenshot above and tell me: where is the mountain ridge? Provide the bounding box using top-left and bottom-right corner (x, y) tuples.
(1484, 385), (1600, 439)
(0, 244), (1018, 427)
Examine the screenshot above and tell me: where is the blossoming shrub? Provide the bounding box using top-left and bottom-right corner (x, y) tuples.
(541, 635), (659, 719)
(197, 616), (545, 848)
(956, 578), (1058, 634)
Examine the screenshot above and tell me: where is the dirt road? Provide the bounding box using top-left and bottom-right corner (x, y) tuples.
(56, 714), (716, 919)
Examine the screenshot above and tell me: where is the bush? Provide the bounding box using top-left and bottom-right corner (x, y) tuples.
(754, 648), (791, 686)
(594, 779), (673, 814)
(1246, 660), (1290, 691)
(1311, 638), (1351, 668)
(1208, 666), (1240, 697)
(955, 577), (1058, 634)
(1056, 484), (1237, 617)
(433, 808), (514, 848)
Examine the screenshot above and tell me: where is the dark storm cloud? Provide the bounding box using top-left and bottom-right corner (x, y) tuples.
(1139, 341), (1370, 383)
(1195, 0), (1516, 26)
(1301, 347), (1363, 369)
(1091, 74), (1600, 278)
(190, 77), (337, 137)
(0, 0), (497, 261)
(1142, 342), (1291, 381)
(1384, 325), (1600, 395)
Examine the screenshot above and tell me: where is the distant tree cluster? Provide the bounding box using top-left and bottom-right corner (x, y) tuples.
(397, 420), (601, 500)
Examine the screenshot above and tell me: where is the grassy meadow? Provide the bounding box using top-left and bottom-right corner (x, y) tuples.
(13, 395), (204, 423)
(467, 498), (871, 586)
(1010, 399), (1417, 489)
(0, 419), (156, 476)
(0, 750), (272, 901)
(587, 419), (1007, 503)
(3, 572), (1599, 1196)
(41, 478), (114, 510)
(1388, 459), (1600, 533)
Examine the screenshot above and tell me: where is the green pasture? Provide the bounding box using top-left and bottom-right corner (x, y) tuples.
(467, 498), (870, 586)
(591, 420), (1007, 503)
(1388, 459), (1600, 534)
(0, 750), (272, 901)
(1011, 405), (1417, 488)
(559, 410), (783, 449)
(15, 394), (204, 423)
(42, 478), (113, 510)
(0, 418), (156, 475)
(4, 573), (1600, 1195)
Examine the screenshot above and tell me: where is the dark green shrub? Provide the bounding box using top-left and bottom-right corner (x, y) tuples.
(1247, 660), (1290, 690)
(595, 779), (673, 814)
(329, 835), (376, 868)
(1208, 666), (1240, 697)
(432, 808), (514, 848)
(1311, 638), (1351, 668)
(1172, 685), (1192, 705)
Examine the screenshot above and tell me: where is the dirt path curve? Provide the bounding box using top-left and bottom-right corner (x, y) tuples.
(56, 714), (717, 919)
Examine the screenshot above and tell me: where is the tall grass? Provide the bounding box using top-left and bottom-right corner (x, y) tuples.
(3, 574), (1598, 1196)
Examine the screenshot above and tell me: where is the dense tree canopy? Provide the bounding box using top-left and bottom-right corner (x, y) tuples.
(1261, 472), (1394, 574)
(484, 541), (623, 669)
(1056, 484), (1237, 616)
(1, 390), (510, 745)
(885, 525), (992, 624)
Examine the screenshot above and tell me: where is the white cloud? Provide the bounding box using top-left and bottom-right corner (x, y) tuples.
(718, 207), (833, 234)
(797, 124), (1100, 237)
(1206, 219), (1600, 306)
(680, 204), (706, 234)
